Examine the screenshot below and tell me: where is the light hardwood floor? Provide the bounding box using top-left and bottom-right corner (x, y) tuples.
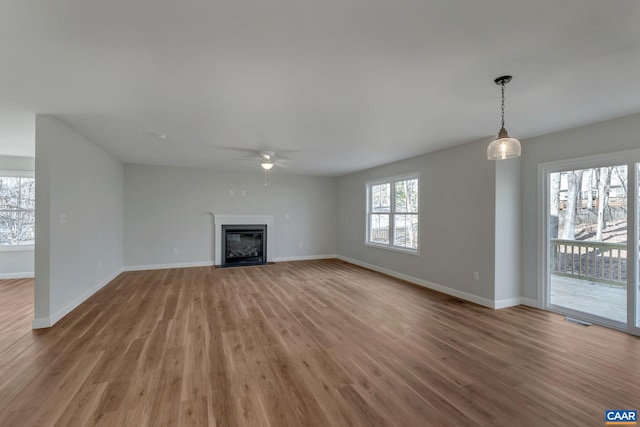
(1, 260), (639, 426)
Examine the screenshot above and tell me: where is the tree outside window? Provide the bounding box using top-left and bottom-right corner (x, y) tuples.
(0, 176), (35, 246)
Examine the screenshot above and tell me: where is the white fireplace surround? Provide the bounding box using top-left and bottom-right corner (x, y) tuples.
(213, 214), (274, 266)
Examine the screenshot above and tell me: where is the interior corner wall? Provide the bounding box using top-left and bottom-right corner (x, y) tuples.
(521, 112), (640, 305)
(336, 139), (498, 307)
(33, 116), (124, 328)
(0, 155), (35, 278)
(123, 164), (337, 268)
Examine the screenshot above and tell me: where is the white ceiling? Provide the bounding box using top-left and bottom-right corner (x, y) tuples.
(1, 0), (639, 176)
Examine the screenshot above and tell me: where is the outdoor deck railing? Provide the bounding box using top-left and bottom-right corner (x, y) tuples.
(550, 239), (627, 286)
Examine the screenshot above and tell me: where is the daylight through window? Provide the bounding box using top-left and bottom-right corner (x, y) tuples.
(0, 175), (35, 246)
(366, 174), (418, 252)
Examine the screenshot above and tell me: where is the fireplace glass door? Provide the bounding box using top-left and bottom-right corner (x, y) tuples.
(221, 224), (267, 266)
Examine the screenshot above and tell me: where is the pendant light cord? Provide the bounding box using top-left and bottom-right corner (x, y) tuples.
(500, 82), (506, 130)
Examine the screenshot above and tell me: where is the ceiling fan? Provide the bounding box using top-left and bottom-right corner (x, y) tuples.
(232, 151), (290, 170)
(230, 150), (291, 186)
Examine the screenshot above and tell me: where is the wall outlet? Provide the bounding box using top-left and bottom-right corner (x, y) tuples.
(473, 272), (479, 281)
(353, 245), (356, 252)
(173, 247), (178, 255)
(299, 243), (303, 249)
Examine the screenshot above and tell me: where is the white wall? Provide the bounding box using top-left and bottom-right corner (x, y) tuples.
(123, 164), (336, 269)
(494, 158), (521, 305)
(0, 155), (35, 278)
(337, 139), (501, 307)
(521, 112), (640, 304)
(0, 249), (34, 279)
(34, 116), (123, 328)
(0, 155), (35, 171)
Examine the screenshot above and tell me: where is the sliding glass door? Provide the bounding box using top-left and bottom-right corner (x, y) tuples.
(542, 153), (640, 334)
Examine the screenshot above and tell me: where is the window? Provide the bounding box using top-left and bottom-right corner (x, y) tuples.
(366, 174), (418, 253)
(0, 173), (35, 246)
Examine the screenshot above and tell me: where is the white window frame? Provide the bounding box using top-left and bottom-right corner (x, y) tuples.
(0, 170), (35, 251)
(365, 173), (419, 255)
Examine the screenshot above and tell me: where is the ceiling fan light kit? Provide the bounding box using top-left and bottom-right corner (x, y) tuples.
(260, 151), (275, 170)
(487, 75), (521, 160)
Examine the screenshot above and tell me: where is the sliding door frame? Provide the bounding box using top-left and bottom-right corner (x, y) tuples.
(538, 148), (640, 336)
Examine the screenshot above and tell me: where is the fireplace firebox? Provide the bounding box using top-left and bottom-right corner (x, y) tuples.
(220, 224), (267, 267)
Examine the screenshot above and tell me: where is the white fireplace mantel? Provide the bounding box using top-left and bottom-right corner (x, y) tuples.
(213, 214), (274, 266)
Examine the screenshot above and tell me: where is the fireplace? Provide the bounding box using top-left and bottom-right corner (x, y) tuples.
(213, 214), (274, 266)
(221, 224), (267, 267)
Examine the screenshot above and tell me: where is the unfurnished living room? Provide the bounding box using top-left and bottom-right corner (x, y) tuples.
(1, 1), (640, 426)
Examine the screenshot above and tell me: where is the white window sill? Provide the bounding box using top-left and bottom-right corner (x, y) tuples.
(365, 242), (419, 256)
(0, 245), (35, 252)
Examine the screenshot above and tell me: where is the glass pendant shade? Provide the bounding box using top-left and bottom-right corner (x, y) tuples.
(487, 128), (521, 160)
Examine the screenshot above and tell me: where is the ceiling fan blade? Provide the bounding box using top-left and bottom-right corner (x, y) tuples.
(229, 155), (258, 161)
(216, 146), (263, 154)
(225, 148), (295, 169)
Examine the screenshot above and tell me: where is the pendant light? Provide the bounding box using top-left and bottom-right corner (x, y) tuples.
(487, 75), (521, 160)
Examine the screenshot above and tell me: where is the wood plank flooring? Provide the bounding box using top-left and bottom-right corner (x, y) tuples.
(1, 260), (640, 426)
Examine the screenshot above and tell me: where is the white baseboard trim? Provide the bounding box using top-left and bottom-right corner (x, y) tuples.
(337, 255), (497, 309)
(0, 272), (34, 279)
(32, 268), (124, 329)
(31, 317), (52, 329)
(520, 297), (540, 308)
(494, 297), (525, 309)
(123, 261), (215, 272)
(272, 254), (337, 262)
